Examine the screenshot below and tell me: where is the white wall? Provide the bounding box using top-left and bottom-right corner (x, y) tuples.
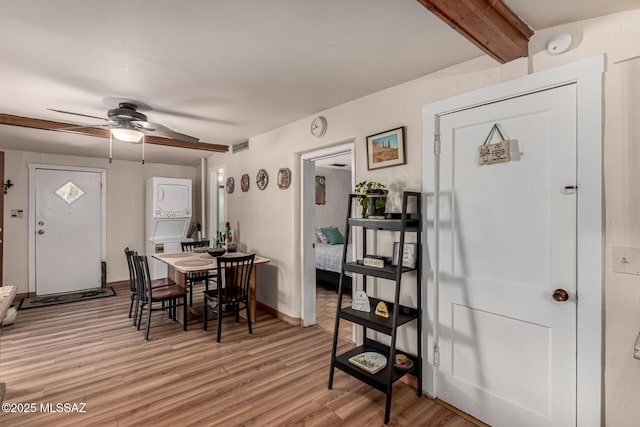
(209, 9), (640, 425)
(2, 149), (200, 293)
(314, 166), (350, 231)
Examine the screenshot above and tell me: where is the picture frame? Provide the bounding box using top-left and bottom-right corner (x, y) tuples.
(392, 242), (417, 269)
(366, 126), (406, 170)
(315, 175), (325, 205)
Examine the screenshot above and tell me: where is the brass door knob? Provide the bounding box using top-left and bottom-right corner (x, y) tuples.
(552, 289), (569, 302)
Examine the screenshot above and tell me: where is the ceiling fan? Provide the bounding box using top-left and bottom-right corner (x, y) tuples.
(50, 102), (199, 144)
(0, 101), (228, 163)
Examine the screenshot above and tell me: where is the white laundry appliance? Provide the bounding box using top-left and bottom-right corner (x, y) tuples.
(145, 177), (193, 278)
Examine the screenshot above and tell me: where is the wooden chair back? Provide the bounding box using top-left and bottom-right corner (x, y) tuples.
(133, 255), (154, 304)
(124, 247), (138, 294)
(216, 254), (255, 302)
(181, 240), (210, 252)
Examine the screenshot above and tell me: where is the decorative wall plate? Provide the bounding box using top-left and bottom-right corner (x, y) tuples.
(256, 169), (269, 190)
(225, 177), (234, 194)
(277, 167), (291, 189)
(241, 174), (250, 192)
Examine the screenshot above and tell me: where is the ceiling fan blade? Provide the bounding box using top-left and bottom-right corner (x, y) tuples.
(56, 124), (112, 131)
(47, 108), (109, 122)
(0, 113), (228, 153)
(132, 120), (200, 144)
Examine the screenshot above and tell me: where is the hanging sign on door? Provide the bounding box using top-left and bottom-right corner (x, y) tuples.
(479, 123), (511, 166)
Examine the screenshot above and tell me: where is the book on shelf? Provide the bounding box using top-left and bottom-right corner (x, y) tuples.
(348, 352), (387, 374)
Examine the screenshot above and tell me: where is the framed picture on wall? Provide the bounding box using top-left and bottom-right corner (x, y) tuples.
(366, 126), (406, 170)
(315, 175), (325, 205)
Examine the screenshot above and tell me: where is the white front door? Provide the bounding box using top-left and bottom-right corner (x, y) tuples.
(35, 168), (102, 295)
(436, 84), (577, 426)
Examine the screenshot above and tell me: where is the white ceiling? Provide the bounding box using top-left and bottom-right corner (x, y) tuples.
(0, 0), (637, 166)
(315, 153), (352, 171)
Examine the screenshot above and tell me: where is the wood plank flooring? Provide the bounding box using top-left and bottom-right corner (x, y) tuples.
(0, 283), (474, 426)
(315, 283), (353, 341)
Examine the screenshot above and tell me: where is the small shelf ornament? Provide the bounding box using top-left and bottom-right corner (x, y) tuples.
(352, 291), (371, 312)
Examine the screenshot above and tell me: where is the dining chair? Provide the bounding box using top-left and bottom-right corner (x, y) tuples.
(133, 254), (188, 340)
(203, 253), (255, 343)
(181, 240), (216, 307)
(124, 247), (175, 326)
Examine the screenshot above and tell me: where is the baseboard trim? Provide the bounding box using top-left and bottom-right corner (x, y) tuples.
(107, 280), (129, 288)
(257, 301), (301, 326)
(435, 399), (489, 427)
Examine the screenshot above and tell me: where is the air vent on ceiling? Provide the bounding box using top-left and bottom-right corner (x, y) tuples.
(232, 140), (249, 153)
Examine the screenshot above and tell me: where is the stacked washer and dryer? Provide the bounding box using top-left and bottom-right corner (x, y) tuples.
(145, 177), (193, 279)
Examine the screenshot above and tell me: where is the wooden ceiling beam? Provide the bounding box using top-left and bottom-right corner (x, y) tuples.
(0, 113), (229, 153)
(417, 0), (533, 63)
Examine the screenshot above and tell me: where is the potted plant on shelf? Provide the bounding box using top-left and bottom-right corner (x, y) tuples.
(355, 181), (388, 218)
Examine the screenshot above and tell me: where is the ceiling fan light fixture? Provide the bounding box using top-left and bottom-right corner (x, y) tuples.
(111, 128), (143, 143)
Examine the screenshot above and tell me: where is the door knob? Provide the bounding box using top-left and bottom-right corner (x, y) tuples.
(37, 230), (45, 235)
(552, 289), (569, 302)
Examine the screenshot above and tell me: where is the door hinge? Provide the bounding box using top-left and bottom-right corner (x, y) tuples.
(433, 344), (440, 367)
(434, 134), (441, 156)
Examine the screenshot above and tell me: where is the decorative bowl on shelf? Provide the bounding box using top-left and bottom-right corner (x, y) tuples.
(207, 248), (227, 257)
(394, 354), (413, 371)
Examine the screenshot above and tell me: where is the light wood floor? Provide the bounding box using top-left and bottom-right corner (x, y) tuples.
(315, 283), (353, 341)
(0, 283), (474, 426)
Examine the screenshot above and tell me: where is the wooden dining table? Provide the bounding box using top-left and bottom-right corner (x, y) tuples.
(151, 251), (270, 323)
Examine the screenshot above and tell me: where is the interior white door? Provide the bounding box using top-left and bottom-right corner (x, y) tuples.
(436, 84), (577, 427)
(35, 168), (102, 295)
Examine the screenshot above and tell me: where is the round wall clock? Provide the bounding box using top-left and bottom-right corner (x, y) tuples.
(241, 174), (250, 192)
(277, 167), (291, 189)
(225, 177), (234, 194)
(256, 169), (269, 190)
(310, 116), (327, 138)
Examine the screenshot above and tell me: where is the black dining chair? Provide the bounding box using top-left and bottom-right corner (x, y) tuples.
(203, 253), (255, 343)
(181, 240), (216, 307)
(133, 254), (188, 340)
(124, 247), (175, 326)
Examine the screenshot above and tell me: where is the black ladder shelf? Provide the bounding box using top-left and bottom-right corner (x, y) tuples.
(328, 191), (422, 424)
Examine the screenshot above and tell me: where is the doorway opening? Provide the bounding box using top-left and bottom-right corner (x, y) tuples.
(300, 141), (355, 335)
(209, 166), (225, 241)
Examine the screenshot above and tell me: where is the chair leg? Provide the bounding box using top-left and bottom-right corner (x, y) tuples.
(216, 302), (223, 343)
(132, 295), (140, 327)
(137, 302), (144, 331)
(144, 304), (152, 341)
(203, 299), (208, 331)
(183, 296), (187, 331)
(235, 303), (240, 324)
(246, 302), (252, 336)
(189, 282), (193, 307)
(128, 294), (134, 318)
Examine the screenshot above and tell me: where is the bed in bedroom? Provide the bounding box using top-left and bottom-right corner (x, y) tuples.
(315, 242), (352, 292)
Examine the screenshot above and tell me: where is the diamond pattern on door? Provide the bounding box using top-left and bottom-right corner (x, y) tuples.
(54, 181), (85, 205)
